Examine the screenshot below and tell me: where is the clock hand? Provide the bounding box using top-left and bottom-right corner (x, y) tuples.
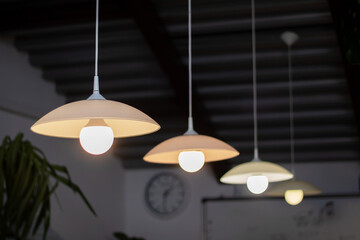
(162, 186), (173, 212)
(162, 191), (169, 212)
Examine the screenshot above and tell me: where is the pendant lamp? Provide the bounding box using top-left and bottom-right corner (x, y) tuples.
(143, 0), (239, 173)
(267, 32), (321, 205)
(220, 0), (293, 194)
(31, 0), (160, 155)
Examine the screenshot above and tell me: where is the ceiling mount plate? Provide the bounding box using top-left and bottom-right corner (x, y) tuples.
(281, 32), (299, 46)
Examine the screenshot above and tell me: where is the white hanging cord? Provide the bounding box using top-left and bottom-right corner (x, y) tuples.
(187, 0), (194, 131)
(95, 0), (99, 77)
(288, 43), (295, 177)
(92, 0), (100, 95)
(251, 0), (259, 159)
(282, 32), (298, 176)
(88, 0), (104, 100)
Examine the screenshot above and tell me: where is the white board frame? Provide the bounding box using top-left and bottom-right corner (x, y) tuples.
(202, 194), (360, 240)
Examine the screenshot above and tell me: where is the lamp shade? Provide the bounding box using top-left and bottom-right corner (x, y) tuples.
(31, 99), (160, 138)
(267, 180), (322, 196)
(220, 161), (293, 184)
(143, 134), (239, 164)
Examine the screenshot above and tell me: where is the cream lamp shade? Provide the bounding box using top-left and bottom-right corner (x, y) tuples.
(220, 0), (293, 187)
(31, 0), (160, 147)
(220, 159), (293, 184)
(267, 180), (322, 196)
(143, 0), (239, 169)
(144, 134), (239, 164)
(31, 99), (160, 138)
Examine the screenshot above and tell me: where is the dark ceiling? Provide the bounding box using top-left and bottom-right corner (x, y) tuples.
(0, 0), (359, 177)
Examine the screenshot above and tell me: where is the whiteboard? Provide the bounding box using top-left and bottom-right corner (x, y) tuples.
(203, 195), (360, 240)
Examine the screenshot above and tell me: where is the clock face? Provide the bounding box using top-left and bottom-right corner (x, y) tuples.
(145, 173), (186, 216)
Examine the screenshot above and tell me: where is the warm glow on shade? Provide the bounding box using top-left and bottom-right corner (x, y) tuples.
(80, 123), (114, 155)
(31, 99), (160, 155)
(178, 151), (205, 173)
(144, 134), (239, 164)
(247, 175), (269, 194)
(31, 100), (160, 138)
(267, 180), (322, 205)
(285, 189), (304, 205)
(220, 161), (293, 184)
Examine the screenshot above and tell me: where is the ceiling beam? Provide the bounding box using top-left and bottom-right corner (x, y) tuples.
(0, 0), (129, 34)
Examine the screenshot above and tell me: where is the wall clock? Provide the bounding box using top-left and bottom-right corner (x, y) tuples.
(145, 172), (186, 216)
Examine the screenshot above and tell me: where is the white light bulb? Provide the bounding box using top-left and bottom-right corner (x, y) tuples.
(285, 189), (304, 206)
(178, 151), (205, 173)
(79, 119), (114, 155)
(247, 175), (269, 194)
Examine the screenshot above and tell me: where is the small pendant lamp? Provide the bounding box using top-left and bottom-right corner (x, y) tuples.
(31, 0), (160, 155)
(220, 0), (293, 194)
(143, 0), (239, 173)
(267, 32), (321, 205)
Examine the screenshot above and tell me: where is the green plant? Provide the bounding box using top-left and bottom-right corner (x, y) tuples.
(113, 232), (145, 240)
(0, 134), (96, 240)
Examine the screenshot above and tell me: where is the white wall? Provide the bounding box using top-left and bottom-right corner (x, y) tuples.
(0, 37), (126, 240)
(123, 161), (359, 240)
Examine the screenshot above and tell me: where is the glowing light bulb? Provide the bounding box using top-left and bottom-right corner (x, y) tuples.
(247, 175), (269, 194)
(285, 189), (304, 205)
(178, 151), (205, 173)
(79, 119), (114, 155)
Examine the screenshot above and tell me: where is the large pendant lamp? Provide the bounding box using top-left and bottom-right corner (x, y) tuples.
(143, 0), (239, 173)
(220, 0), (293, 194)
(267, 32), (321, 205)
(31, 0), (160, 155)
